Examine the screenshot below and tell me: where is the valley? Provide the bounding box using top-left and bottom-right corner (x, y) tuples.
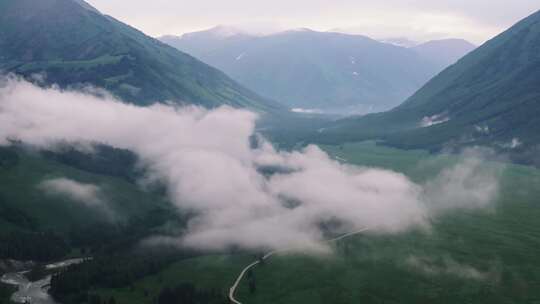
(161, 29), (475, 114)
(1, 1), (539, 304)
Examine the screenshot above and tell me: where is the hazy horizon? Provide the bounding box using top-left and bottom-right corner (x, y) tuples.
(86, 0), (538, 44)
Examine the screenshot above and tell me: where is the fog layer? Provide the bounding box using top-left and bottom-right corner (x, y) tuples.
(0, 78), (501, 252)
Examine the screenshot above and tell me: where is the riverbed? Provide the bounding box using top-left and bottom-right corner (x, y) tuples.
(1, 272), (55, 304)
(1, 258), (89, 304)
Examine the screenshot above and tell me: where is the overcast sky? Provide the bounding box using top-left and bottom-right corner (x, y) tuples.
(86, 0), (539, 44)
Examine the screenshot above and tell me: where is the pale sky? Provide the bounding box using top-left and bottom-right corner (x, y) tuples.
(86, 0), (539, 44)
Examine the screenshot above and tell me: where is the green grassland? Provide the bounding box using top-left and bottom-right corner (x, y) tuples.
(91, 141), (540, 304)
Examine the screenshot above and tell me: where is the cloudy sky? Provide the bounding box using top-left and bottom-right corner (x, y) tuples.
(85, 0), (538, 43)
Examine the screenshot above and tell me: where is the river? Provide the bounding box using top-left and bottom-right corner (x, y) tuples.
(1, 258), (88, 304)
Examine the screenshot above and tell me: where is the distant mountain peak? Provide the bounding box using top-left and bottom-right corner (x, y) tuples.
(178, 25), (252, 41)
(380, 37), (421, 48)
(206, 25), (247, 38)
(269, 27), (318, 37)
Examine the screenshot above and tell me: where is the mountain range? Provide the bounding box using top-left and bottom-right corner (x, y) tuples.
(161, 28), (475, 113)
(320, 9), (540, 166)
(2, 2), (540, 304)
(0, 0), (278, 110)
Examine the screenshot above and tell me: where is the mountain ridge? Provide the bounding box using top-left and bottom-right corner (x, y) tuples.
(0, 0), (279, 110)
(161, 28), (462, 113)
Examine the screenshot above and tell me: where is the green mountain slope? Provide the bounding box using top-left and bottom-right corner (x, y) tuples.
(321, 10), (540, 165)
(0, 0), (278, 110)
(161, 28), (447, 113)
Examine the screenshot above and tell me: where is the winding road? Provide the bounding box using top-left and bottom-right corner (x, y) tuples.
(228, 228), (369, 304)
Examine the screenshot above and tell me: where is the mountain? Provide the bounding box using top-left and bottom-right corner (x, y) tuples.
(321, 10), (540, 166)
(161, 28), (447, 114)
(379, 37), (421, 48)
(0, 0), (278, 110)
(411, 39), (476, 71)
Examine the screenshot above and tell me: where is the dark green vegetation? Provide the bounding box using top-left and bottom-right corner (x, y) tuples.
(41, 144), (141, 183)
(161, 28), (461, 113)
(0, 139), (257, 304)
(0, 145), (202, 303)
(0, 230), (69, 262)
(0, 142), (233, 304)
(258, 112), (336, 149)
(155, 284), (225, 304)
(0, 283), (14, 304)
(320, 10), (540, 166)
(48, 251), (225, 304)
(0, 0), (278, 110)
(0, 146), (173, 234)
(0, 144), (184, 263)
(89, 254), (253, 304)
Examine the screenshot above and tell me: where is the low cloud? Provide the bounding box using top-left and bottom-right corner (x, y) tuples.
(406, 255), (488, 280)
(504, 138), (522, 149)
(0, 77), (502, 253)
(39, 178), (104, 206)
(423, 149), (502, 213)
(38, 177), (114, 218)
(290, 108), (324, 114)
(421, 113), (449, 127)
